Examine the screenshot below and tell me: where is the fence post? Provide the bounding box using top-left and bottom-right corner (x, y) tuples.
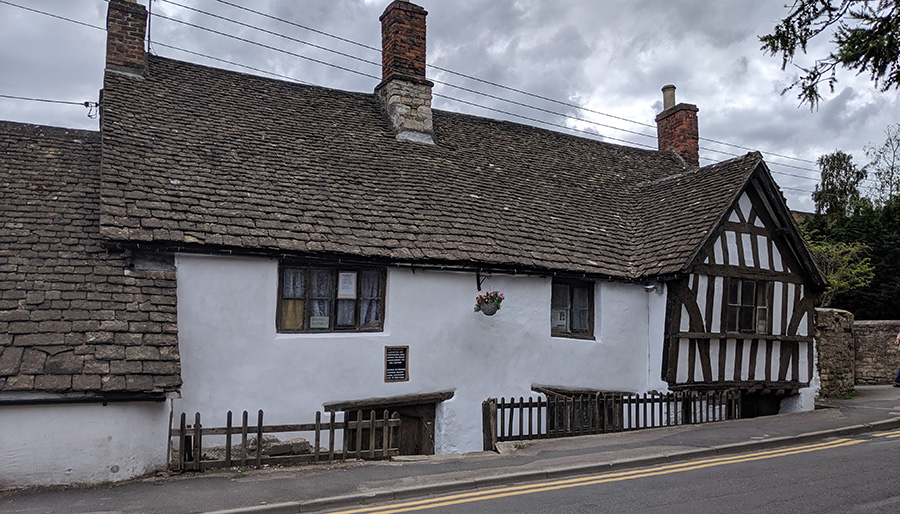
(518, 397), (525, 439)
(193, 412), (202, 471)
(482, 399), (492, 451)
(178, 412), (186, 471)
(240, 410), (248, 467)
(314, 411), (321, 462)
(225, 410), (233, 468)
(256, 410), (264, 469)
(381, 410), (390, 459)
(328, 411), (336, 462)
(499, 397), (506, 442)
(390, 412), (400, 453)
(355, 409), (363, 459)
(481, 398), (498, 451)
(537, 396), (544, 439)
(368, 410), (377, 460)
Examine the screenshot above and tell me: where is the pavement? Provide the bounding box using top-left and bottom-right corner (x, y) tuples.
(3, 385), (900, 514)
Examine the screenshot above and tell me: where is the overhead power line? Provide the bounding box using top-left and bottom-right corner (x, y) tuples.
(1, 0), (846, 188)
(157, 0), (661, 143)
(205, 0), (819, 166)
(0, 94), (88, 106)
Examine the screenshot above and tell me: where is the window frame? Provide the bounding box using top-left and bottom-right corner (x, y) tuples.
(277, 265), (386, 334)
(725, 278), (771, 334)
(550, 278), (595, 339)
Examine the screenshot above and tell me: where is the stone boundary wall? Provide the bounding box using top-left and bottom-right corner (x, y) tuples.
(854, 320), (900, 385)
(815, 308), (856, 398)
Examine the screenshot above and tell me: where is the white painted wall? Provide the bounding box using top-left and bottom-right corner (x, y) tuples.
(781, 341), (822, 413)
(173, 254), (668, 454)
(0, 402), (170, 489)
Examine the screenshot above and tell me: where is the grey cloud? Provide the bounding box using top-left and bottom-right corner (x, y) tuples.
(1, 0), (895, 210)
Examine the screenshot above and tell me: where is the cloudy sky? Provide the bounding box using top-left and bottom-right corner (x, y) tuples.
(1, 0), (897, 211)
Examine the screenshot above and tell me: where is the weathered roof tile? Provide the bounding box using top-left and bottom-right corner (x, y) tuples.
(0, 122), (181, 396)
(100, 56), (757, 279)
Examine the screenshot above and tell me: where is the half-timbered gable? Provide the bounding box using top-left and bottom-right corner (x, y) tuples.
(664, 165), (824, 395)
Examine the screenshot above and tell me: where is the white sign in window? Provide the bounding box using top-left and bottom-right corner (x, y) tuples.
(551, 310), (568, 331)
(337, 271), (358, 299)
(309, 316), (330, 329)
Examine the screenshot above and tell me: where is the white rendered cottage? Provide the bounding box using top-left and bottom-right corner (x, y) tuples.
(0, 0), (824, 487)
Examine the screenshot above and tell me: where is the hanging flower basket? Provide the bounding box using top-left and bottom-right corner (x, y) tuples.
(479, 303), (499, 316)
(474, 291), (504, 316)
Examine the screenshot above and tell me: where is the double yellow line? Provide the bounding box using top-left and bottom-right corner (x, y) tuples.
(872, 428), (900, 439)
(325, 438), (863, 514)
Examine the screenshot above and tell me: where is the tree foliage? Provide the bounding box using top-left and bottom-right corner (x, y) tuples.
(760, 0), (900, 107)
(812, 150), (869, 217)
(800, 197), (900, 319)
(805, 240), (874, 307)
(865, 123), (900, 204)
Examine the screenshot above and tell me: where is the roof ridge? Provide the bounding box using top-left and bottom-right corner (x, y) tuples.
(0, 120), (99, 140)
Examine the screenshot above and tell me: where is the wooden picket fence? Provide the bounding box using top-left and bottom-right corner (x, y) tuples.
(169, 409), (401, 471)
(482, 390), (741, 450)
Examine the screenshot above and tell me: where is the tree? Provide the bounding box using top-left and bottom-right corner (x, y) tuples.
(806, 240), (875, 307)
(865, 123), (900, 204)
(812, 150), (869, 217)
(800, 196), (900, 319)
(760, 0), (900, 107)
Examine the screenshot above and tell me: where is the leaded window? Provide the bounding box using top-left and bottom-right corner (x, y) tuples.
(726, 279), (770, 333)
(550, 279), (594, 338)
(278, 267), (385, 332)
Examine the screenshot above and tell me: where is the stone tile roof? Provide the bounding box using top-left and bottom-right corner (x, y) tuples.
(98, 56), (772, 280)
(630, 153), (766, 276)
(0, 122), (180, 396)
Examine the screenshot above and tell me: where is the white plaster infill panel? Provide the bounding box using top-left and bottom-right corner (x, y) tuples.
(738, 192), (752, 222)
(0, 402), (170, 488)
(173, 255), (668, 454)
(757, 235), (770, 270)
(696, 275), (708, 330)
(710, 276), (723, 333)
(725, 231), (738, 266)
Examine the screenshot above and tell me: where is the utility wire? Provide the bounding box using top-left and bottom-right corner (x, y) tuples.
(0, 0), (102, 30)
(157, 0), (833, 179)
(157, 0), (660, 142)
(152, 11), (654, 148)
(151, 41), (315, 86)
(150, 12), (380, 81)
(147, 11), (659, 147)
(2, 0), (824, 179)
(206, 0), (819, 166)
(0, 0), (848, 187)
(0, 94), (99, 118)
(0, 94), (88, 106)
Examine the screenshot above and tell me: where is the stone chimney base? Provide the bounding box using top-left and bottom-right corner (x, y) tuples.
(376, 78), (435, 144)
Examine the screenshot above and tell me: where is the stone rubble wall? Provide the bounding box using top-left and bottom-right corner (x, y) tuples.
(815, 308), (900, 396)
(854, 320), (900, 385)
(815, 308), (856, 398)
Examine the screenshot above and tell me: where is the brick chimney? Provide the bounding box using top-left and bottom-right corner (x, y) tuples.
(106, 0), (147, 76)
(655, 85), (699, 167)
(374, 0), (435, 144)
